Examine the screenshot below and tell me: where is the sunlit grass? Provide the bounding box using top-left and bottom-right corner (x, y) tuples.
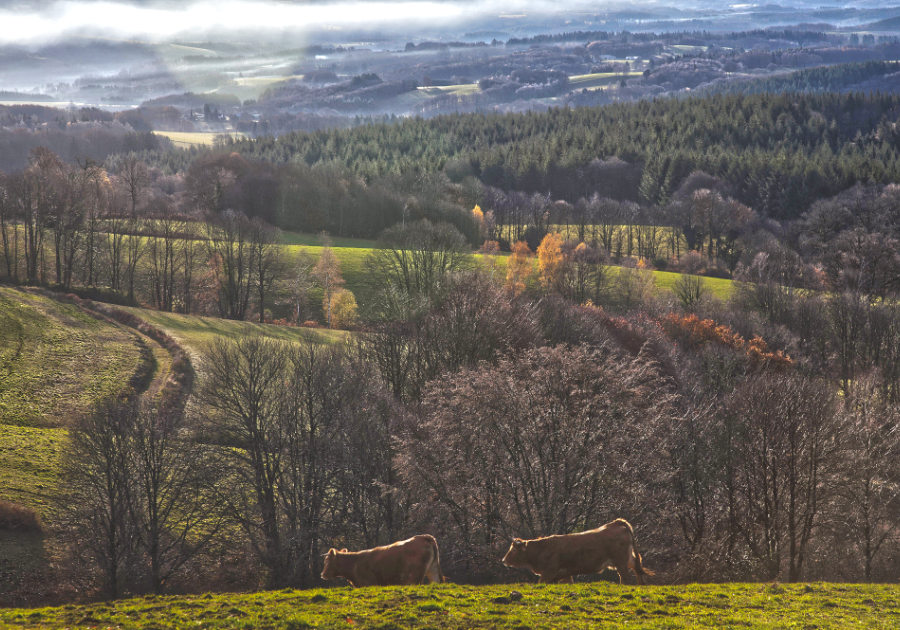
(0, 287), (144, 428)
(1, 582), (897, 629)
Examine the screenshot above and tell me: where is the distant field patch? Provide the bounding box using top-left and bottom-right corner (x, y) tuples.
(152, 131), (246, 147)
(417, 83), (481, 97)
(232, 74), (303, 88)
(569, 71), (644, 88)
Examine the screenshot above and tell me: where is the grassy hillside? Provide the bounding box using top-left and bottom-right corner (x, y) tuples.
(0, 287), (146, 427)
(0, 425), (64, 518)
(1, 582), (896, 629)
(122, 307), (347, 355)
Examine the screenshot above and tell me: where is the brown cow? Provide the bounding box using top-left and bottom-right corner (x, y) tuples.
(320, 534), (443, 586)
(501, 518), (654, 584)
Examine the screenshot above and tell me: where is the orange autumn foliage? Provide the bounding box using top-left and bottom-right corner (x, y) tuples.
(536, 232), (565, 290)
(660, 313), (792, 368)
(505, 240), (533, 296)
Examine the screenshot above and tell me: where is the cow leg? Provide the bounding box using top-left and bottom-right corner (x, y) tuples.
(559, 576), (574, 584)
(633, 569), (645, 586)
(627, 550), (646, 585)
(615, 565), (631, 585)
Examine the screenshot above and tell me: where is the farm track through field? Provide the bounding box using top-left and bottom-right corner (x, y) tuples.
(20, 287), (185, 413)
(0, 286), (194, 606)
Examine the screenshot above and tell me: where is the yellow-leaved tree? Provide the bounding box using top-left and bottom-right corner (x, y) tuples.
(328, 288), (358, 329)
(313, 242), (345, 327)
(472, 204), (484, 225)
(505, 240), (533, 296)
(537, 232), (565, 291)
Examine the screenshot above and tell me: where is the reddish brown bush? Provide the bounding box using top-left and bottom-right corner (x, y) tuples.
(661, 313), (792, 368)
(0, 501), (42, 533)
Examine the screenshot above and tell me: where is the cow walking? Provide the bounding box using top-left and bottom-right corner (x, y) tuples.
(320, 534), (444, 586)
(501, 518), (654, 584)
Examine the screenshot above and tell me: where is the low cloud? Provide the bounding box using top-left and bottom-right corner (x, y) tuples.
(0, 0), (592, 45)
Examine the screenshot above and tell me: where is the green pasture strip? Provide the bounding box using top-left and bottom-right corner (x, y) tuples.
(0, 425), (65, 519)
(475, 253), (735, 301)
(0, 287), (144, 427)
(120, 306), (347, 355)
(1, 582), (896, 629)
(279, 231), (377, 249)
(651, 269), (735, 301)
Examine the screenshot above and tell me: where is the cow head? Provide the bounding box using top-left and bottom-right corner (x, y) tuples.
(502, 538), (528, 567)
(321, 548), (340, 580)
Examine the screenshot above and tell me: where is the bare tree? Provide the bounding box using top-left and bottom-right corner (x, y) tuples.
(673, 273), (707, 310)
(146, 202), (179, 311)
(313, 237), (344, 327)
(398, 343), (674, 580)
(116, 156), (149, 301)
(78, 163), (111, 288)
(20, 148), (62, 284)
(205, 210), (255, 320)
(60, 397), (139, 599)
(831, 378), (900, 580)
(128, 405), (221, 593)
(199, 337), (287, 586)
(366, 219), (470, 302)
(290, 248), (316, 323)
(200, 337), (403, 587)
(248, 217), (284, 323)
(0, 171), (21, 282)
(726, 374), (839, 581)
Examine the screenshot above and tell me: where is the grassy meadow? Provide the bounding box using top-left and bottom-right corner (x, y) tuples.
(0, 287), (146, 428)
(1, 582), (896, 629)
(0, 424), (65, 519)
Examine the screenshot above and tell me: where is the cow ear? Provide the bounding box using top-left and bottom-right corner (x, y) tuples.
(328, 548), (337, 556)
(341, 548), (348, 552)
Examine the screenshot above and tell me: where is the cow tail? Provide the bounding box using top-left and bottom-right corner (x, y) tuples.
(427, 536), (445, 584)
(619, 519), (655, 577)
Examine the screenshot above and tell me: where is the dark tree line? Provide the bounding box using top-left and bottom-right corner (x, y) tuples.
(134, 91), (900, 227)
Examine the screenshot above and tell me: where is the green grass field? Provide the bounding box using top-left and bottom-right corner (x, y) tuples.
(0, 287), (145, 427)
(1, 582), (896, 629)
(280, 231), (377, 249)
(652, 269), (734, 301)
(122, 306), (347, 355)
(0, 424), (65, 518)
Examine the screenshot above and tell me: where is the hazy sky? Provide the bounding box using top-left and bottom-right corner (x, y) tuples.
(0, 0), (590, 45)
